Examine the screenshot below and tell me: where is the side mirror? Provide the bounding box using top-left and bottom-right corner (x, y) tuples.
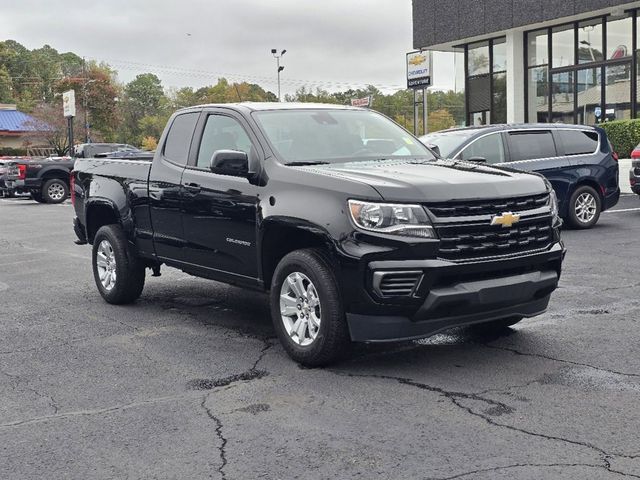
(427, 144), (441, 157)
(210, 150), (249, 177)
(466, 156), (487, 163)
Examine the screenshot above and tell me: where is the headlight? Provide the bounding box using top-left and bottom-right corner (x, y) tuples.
(548, 189), (559, 219)
(348, 200), (436, 238)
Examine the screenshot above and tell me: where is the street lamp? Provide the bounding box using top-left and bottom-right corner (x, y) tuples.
(271, 48), (286, 102)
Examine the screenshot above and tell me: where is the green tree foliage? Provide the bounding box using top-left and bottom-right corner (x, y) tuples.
(0, 39), (466, 149)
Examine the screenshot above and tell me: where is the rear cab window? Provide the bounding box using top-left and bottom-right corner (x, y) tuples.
(163, 112), (200, 165)
(507, 131), (557, 161)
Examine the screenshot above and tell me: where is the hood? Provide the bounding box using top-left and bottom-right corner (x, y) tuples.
(297, 159), (547, 202)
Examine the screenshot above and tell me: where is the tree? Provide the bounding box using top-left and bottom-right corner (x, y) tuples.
(24, 102), (78, 156)
(428, 109), (456, 132)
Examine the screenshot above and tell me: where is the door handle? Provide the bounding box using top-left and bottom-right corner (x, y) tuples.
(184, 182), (201, 193)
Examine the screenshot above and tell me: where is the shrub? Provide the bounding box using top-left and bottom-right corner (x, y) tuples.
(0, 147), (27, 156)
(599, 119), (640, 158)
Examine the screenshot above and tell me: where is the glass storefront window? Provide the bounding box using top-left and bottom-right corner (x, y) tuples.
(528, 66), (549, 123)
(552, 24), (575, 68)
(528, 30), (549, 66)
(493, 72), (507, 123)
(577, 67), (602, 124)
(605, 64), (632, 121)
(551, 72), (575, 123)
(468, 42), (490, 76)
(578, 19), (604, 64)
(493, 38), (507, 72)
(607, 15), (632, 60)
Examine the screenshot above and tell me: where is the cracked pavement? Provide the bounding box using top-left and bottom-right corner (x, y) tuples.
(1, 195), (640, 479)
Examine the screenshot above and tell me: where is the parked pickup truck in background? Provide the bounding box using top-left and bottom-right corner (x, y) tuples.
(72, 103), (565, 366)
(6, 156), (74, 203)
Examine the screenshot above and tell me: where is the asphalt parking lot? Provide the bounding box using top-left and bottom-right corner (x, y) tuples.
(1, 194), (640, 480)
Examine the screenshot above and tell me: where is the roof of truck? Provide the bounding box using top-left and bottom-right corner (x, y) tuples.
(192, 102), (362, 112)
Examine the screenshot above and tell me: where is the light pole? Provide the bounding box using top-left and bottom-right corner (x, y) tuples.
(271, 48), (286, 102)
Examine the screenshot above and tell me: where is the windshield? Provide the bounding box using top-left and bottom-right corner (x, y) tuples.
(420, 130), (481, 158)
(253, 109), (435, 164)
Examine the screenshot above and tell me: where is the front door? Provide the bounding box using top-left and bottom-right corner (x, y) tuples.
(148, 111), (200, 261)
(180, 112), (260, 279)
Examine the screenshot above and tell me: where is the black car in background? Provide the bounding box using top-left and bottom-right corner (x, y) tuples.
(421, 124), (620, 229)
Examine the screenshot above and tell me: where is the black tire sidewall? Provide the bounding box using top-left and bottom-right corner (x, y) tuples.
(42, 179), (69, 204)
(92, 225), (144, 304)
(270, 249), (349, 366)
(568, 185), (601, 229)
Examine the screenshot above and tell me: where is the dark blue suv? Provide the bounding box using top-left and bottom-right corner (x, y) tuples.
(421, 124), (620, 229)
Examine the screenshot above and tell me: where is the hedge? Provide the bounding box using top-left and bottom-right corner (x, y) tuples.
(0, 147), (28, 156)
(598, 119), (640, 158)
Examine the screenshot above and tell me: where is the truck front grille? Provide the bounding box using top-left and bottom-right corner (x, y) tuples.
(372, 271), (423, 297)
(427, 193), (549, 218)
(437, 217), (553, 261)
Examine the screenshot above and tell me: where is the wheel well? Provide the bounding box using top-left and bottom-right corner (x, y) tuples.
(41, 171), (70, 186)
(261, 224), (332, 289)
(573, 179), (604, 201)
(86, 205), (119, 244)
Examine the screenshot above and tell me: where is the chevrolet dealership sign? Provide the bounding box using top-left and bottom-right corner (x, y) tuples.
(406, 51), (432, 89)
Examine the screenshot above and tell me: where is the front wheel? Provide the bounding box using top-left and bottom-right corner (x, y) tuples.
(92, 225), (145, 304)
(42, 179), (69, 204)
(567, 185), (601, 229)
(270, 249), (350, 367)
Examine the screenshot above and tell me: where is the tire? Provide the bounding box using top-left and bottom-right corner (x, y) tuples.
(31, 191), (47, 203)
(92, 224), (145, 304)
(566, 185), (601, 229)
(270, 249), (351, 367)
(472, 316), (523, 332)
(41, 179), (69, 204)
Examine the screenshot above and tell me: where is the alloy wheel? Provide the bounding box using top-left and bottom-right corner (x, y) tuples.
(575, 192), (597, 224)
(279, 272), (321, 346)
(96, 240), (117, 291)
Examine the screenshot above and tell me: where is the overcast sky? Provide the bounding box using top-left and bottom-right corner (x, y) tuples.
(1, 0), (456, 96)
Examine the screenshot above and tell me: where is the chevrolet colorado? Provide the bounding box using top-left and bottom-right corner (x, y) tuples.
(72, 103), (565, 366)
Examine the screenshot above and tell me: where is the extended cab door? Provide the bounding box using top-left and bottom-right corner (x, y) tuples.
(148, 111), (200, 261)
(179, 110), (261, 279)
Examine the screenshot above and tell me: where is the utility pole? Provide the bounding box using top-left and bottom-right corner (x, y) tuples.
(82, 57), (90, 143)
(271, 49), (286, 102)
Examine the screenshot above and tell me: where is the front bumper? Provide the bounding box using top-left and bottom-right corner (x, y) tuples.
(344, 242), (565, 342)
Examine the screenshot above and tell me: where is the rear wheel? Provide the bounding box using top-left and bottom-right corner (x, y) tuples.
(41, 179), (68, 204)
(270, 249), (350, 367)
(567, 185), (601, 229)
(92, 225), (145, 304)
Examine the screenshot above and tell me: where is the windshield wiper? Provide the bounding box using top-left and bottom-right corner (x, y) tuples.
(286, 161), (330, 166)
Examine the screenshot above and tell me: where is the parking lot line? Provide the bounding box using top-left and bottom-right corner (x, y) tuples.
(604, 207), (640, 213)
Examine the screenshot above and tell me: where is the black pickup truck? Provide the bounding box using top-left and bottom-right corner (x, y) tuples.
(6, 156), (74, 203)
(72, 103), (565, 366)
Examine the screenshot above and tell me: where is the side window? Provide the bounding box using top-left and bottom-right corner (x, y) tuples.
(196, 115), (253, 169)
(460, 133), (505, 164)
(163, 112), (200, 165)
(558, 130), (599, 156)
(507, 131), (556, 161)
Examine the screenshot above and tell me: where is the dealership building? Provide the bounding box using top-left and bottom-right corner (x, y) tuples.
(413, 0), (640, 126)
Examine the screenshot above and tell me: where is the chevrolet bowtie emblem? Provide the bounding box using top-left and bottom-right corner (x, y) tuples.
(491, 212), (521, 228)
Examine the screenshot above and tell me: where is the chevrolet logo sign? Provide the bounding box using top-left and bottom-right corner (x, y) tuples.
(491, 212), (521, 228)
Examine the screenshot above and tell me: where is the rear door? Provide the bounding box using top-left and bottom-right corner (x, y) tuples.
(505, 129), (573, 207)
(180, 109), (261, 279)
(148, 111), (200, 262)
